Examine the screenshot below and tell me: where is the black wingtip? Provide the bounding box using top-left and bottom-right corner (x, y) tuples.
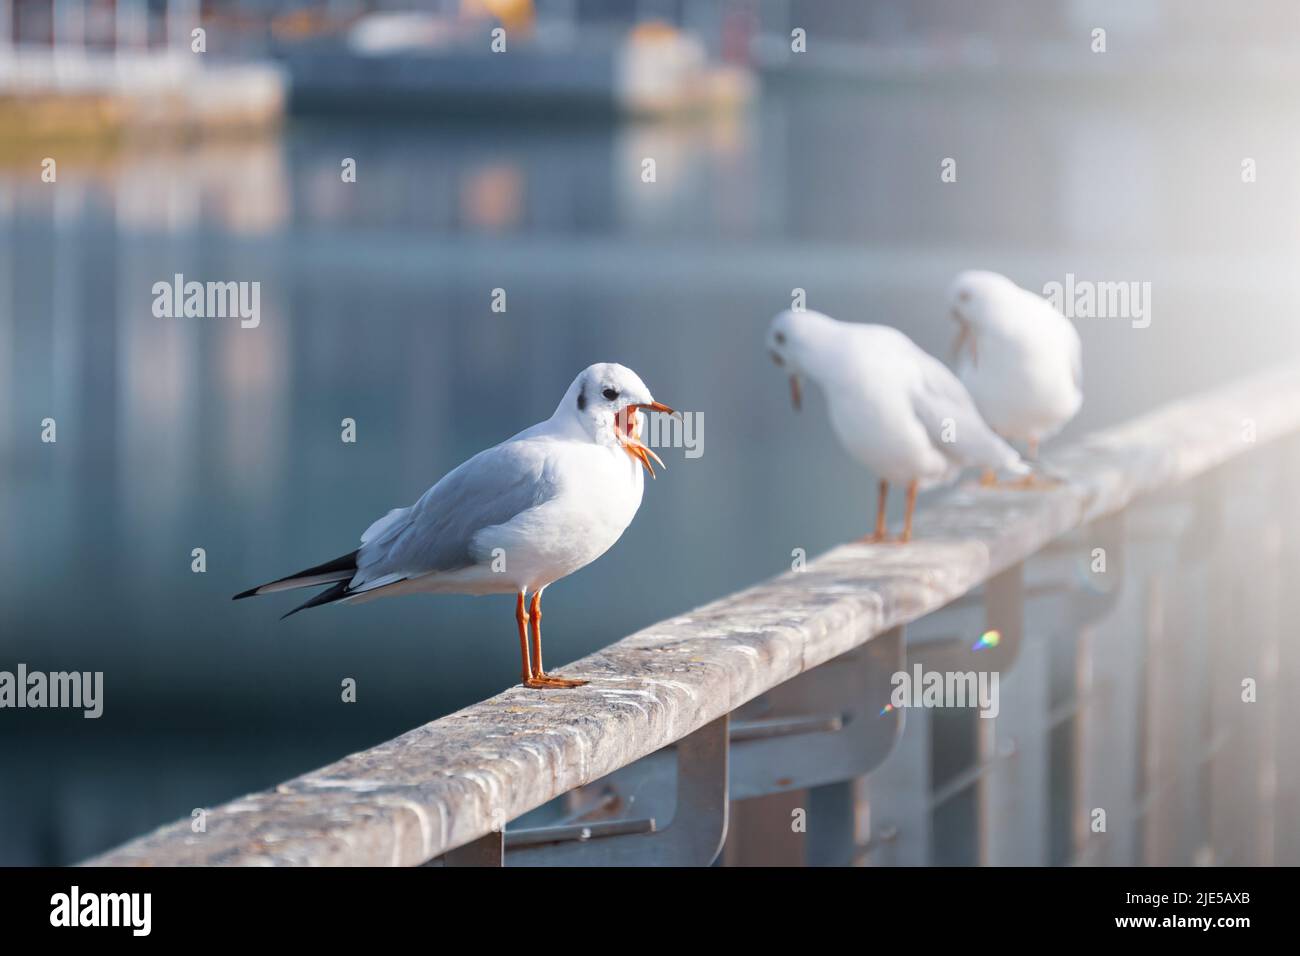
(280, 580), (350, 621)
(232, 550), (359, 604)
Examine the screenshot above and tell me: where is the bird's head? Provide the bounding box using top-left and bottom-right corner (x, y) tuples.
(562, 363), (676, 478)
(767, 309), (835, 412)
(948, 270), (1015, 366)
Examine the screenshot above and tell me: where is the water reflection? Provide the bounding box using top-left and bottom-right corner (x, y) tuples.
(2, 82), (1299, 864)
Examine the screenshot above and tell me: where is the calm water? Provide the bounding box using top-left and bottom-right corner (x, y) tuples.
(3, 81), (1299, 864)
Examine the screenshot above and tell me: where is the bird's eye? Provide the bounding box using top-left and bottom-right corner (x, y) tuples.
(602, 387), (619, 401)
(774, 332), (786, 345)
(959, 290), (972, 302)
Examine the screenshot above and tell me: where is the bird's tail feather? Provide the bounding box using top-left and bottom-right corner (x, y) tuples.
(1024, 457), (1068, 483)
(984, 429), (1031, 476)
(1004, 455), (1032, 476)
(232, 550), (359, 600)
(280, 580), (352, 620)
(1003, 442), (1068, 484)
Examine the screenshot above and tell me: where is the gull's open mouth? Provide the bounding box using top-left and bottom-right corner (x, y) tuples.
(616, 402), (676, 478)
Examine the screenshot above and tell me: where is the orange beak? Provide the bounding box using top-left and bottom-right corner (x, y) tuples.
(616, 402), (677, 478)
(632, 401), (677, 418)
(951, 310), (977, 367)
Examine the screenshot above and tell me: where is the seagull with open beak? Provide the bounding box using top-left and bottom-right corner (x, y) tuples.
(768, 309), (1027, 542)
(234, 363), (676, 690)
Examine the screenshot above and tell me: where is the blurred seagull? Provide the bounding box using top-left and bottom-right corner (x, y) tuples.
(949, 270), (1082, 476)
(234, 363), (675, 690)
(767, 309), (1026, 542)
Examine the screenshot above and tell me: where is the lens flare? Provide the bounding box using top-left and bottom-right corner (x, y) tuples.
(972, 629), (1001, 651)
(879, 703), (896, 717)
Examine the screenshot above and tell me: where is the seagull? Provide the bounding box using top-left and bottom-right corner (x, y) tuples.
(234, 363), (675, 690)
(948, 270), (1082, 476)
(767, 309), (1026, 542)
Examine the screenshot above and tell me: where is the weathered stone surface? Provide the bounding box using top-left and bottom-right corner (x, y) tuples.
(85, 362), (1300, 865)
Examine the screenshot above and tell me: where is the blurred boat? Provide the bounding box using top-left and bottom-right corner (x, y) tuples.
(278, 12), (753, 119)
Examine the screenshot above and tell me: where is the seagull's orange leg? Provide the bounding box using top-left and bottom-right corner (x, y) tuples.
(516, 591), (535, 686)
(858, 480), (889, 543)
(529, 590), (543, 677)
(897, 479), (918, 543)
(979, 468), (997, 487)
(526, 589), (587, 689)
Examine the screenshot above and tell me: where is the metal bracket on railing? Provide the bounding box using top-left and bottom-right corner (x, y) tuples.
(728, 626), (906, 799)
(1062, 510), (1125, 628)
(924, 511), (1128, 645)
(860, 566), (1029, 866)
(441, 714), (730, 867)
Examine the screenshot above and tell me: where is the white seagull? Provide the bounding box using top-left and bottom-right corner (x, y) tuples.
(767, 309), (1026, 542)
(948, 270), (1082, 471)
(234, 363), (675, 690)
